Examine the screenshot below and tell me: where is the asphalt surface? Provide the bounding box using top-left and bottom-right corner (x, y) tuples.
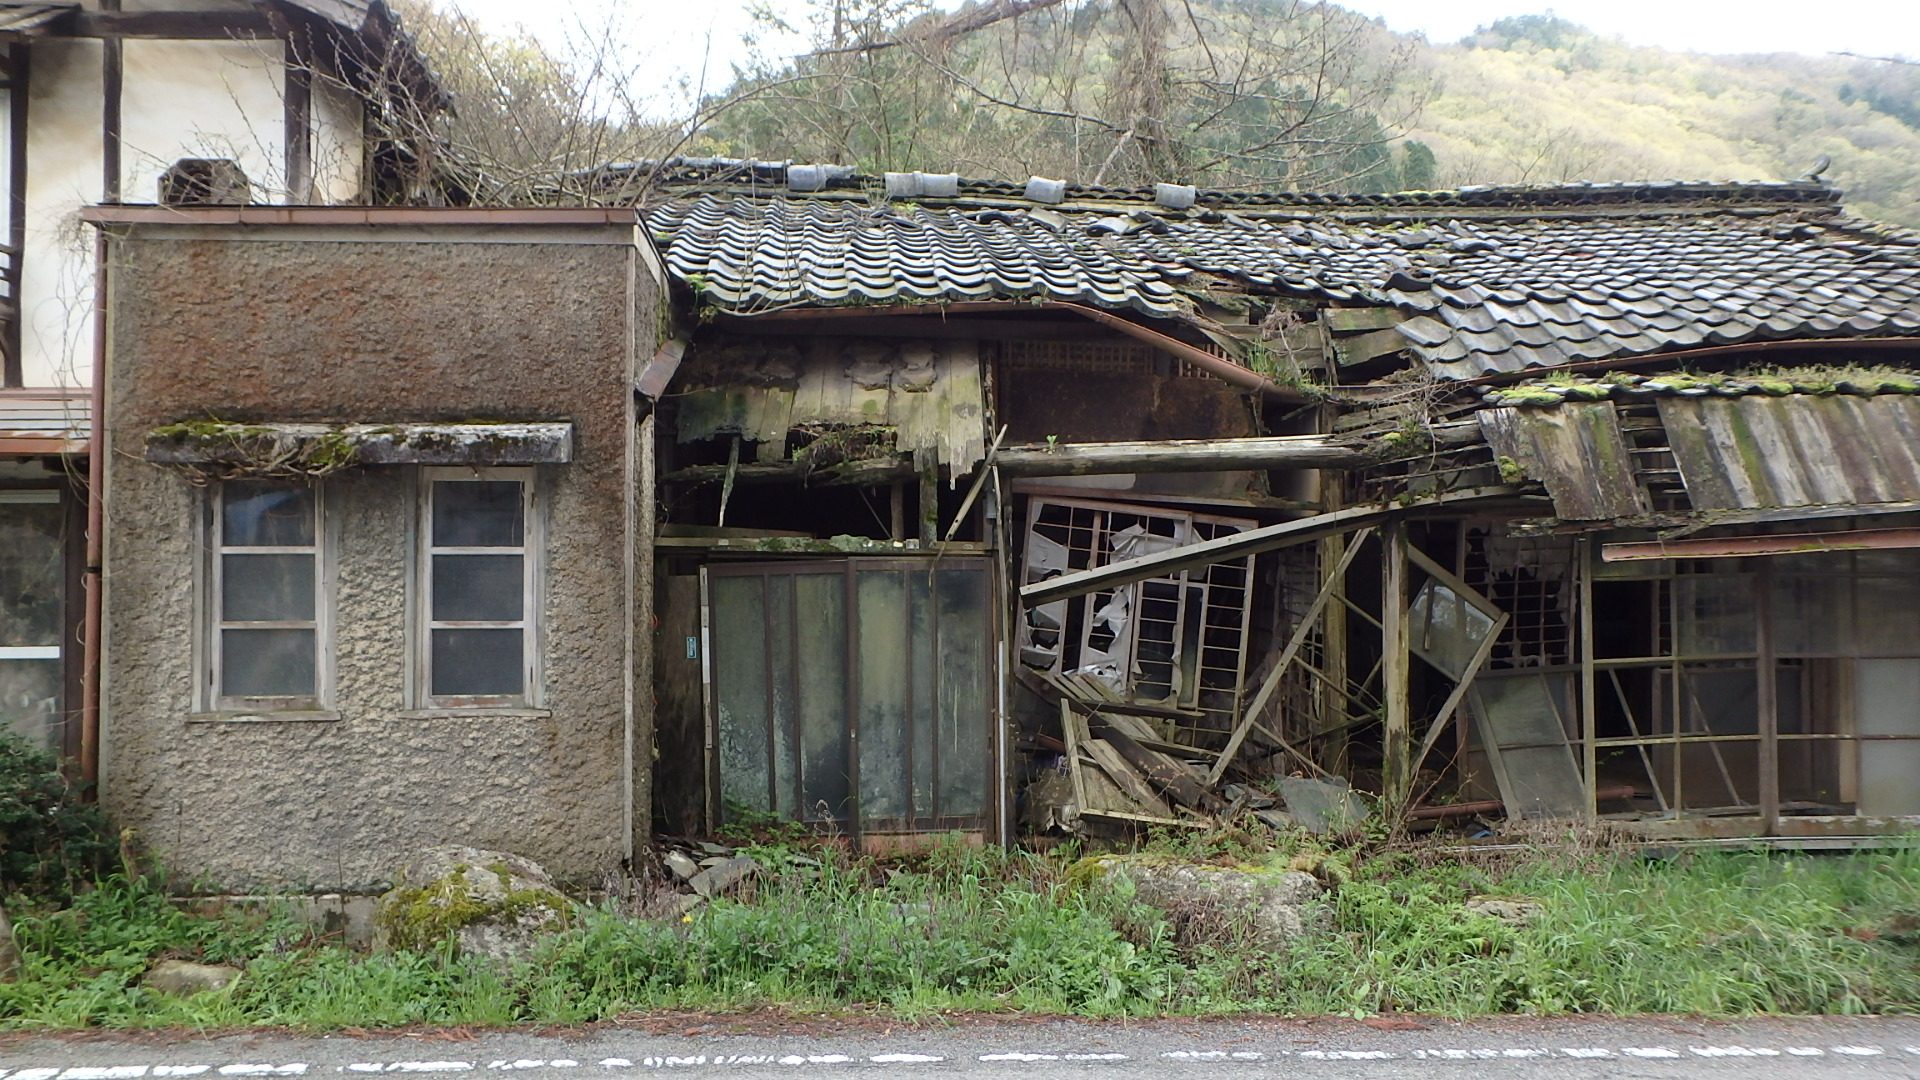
(6, 1016), (1920, 1078)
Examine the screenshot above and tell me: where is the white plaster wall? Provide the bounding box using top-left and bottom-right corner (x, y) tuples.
(21, 40), (103, 389)
(20, 34), (307, 388)
(120, 39), (286, 206)
(312, 78), (365, 203)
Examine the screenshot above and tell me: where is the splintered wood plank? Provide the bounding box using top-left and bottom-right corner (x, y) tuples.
(1082, 739), (1176, 818)
(1101, 724), (1220, 813)
(1060, 699), (1090, 813)
(942, 341), (988, 475)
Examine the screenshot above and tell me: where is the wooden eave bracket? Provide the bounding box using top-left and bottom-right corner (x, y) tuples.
(145, 420), (575, 469)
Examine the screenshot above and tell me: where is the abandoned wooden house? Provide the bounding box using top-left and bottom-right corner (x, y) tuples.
(76, 159), (1920, 892)
(634, 161), (1920, 849)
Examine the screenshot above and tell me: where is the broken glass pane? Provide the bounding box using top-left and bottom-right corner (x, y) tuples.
(1408, 579), (1496, 680)
(1470, 670), (1585, 818)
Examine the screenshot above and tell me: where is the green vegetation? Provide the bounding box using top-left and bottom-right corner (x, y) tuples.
(684, 1), (1920, 227)
(0, 734), (113, 903)
(3, 831), (1918, 1029)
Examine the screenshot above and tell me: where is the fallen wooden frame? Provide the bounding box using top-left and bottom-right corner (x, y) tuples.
(1020, 487), (1524, 608)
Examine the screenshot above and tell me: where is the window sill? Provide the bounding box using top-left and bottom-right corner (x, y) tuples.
(398, 707), (553, 721)
(189, 710), (340, 724)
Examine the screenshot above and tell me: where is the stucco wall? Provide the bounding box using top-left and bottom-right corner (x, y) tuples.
(99, 226), (659, 891)
(22, 39), (103, 388)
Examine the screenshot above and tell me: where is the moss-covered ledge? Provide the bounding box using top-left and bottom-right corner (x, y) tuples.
(145, 419), (574, 479)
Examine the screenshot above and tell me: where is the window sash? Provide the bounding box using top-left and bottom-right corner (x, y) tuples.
(209, 483), (325, 709)
(419, 470), (538, 707)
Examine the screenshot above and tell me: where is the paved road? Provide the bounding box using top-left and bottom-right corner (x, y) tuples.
(5, 1016), (1920, 1078)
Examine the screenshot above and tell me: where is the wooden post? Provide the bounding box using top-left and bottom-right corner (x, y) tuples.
(889, 482), (905, 541)
(918, 464), (939, 545)
(1756, 560), (1779, 832)
(1578, 537), (1598, 822)
(1381, 520), (1411, 817)
(1319, 484), (1351, 774)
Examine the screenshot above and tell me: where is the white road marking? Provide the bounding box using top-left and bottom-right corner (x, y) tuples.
(12, 1040), (1919, 1073)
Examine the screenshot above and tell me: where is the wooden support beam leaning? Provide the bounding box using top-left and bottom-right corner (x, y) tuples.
(1381, 521), (1412, 818)
(1206, 527), (1375, 786)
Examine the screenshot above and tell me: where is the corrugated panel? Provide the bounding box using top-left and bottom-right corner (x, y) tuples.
(0, 389), (88, 452)
(674, 339), (987, 476)
(1479, 403), (1647, 521)
(1658, 394), (1920, 511)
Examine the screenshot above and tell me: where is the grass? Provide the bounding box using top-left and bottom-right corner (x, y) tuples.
(2, 835), (1918, 1030)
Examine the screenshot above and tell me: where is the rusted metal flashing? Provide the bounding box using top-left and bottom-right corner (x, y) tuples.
(145, 420), (574, 472)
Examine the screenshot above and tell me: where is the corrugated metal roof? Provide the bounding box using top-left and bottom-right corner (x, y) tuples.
(644, 178), (1920, 380)
(1658, 394), (1920, 511)
(0, 389), (89, 454)
(0, 2), (76, 35)
(1479, 403), (1648, 521)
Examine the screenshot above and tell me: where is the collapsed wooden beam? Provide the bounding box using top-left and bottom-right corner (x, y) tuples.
(1020, 486), (1523, 608)
(995, 434), (1373, 475)
(667, 422), (1482, 487)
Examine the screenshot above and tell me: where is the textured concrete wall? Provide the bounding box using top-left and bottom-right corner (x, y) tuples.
(100, 229), (658, 891)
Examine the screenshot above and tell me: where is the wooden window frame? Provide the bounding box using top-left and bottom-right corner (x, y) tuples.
(198, 480), (332, 715)
(411, 467), (543, 711)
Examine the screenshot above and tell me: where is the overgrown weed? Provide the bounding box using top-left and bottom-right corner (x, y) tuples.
(3, 835), (1917, 1029)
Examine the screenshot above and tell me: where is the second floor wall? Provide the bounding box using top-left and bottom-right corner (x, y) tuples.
(3, 1), (382, 389)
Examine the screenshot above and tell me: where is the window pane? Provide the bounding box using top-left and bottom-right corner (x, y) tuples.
(223, 482), (315, 547)
(0, 657), (62, 750)
(0, 501), (63, 648)
(432, 481), (523, 547)
(222, 554), (315, 621)
(431, 628), (523, 697)
(222, 627), (316, 698)
(431, 554), (523, 622)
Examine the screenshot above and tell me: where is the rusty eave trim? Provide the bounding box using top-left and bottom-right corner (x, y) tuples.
(78, 205), (642, 228)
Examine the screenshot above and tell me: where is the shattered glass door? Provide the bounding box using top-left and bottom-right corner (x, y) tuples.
(707, 559), (992, 836)
(1018, 498), (1253, 739)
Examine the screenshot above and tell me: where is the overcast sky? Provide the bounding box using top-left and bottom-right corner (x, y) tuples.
(442, 0), (1920, 111)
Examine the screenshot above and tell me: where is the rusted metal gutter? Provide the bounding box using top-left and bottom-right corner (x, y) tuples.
(80, 231), (105, 790)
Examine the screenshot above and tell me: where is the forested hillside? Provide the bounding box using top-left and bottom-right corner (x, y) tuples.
(690, 5), (1920, 225)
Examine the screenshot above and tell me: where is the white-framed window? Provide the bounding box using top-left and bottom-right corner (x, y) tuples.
(205, 479), (328, 711)
(0, 490), (67, 749)
(415, 468), (541, 708)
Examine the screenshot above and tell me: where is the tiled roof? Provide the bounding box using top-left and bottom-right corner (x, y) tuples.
(0, 388), (89, 455)
(641, 164), (1920, 380)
